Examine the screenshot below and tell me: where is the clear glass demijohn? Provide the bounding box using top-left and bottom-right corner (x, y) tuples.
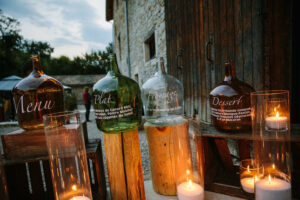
(141, 57), (184, 125)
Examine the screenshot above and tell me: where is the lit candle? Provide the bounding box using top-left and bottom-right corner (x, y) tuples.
(177, 180), (204, 200)
(69, 196), (91, 200)
(241, 177), (255, 193)
(255, 176), (291, 200)
(265, 112), (287, 130)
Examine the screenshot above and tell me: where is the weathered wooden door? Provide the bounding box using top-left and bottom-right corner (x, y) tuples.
(165, 0), (292, 123)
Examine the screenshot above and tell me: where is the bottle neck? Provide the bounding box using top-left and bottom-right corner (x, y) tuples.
(224, 60), (235, 82)
(159, 57), (166, 74)
(109, 54), (121, 75)
(31, 55), (44, 75)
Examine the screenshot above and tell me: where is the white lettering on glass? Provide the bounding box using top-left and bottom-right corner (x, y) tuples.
(94, 92), (112, 104)
(13, 95), (55, 114)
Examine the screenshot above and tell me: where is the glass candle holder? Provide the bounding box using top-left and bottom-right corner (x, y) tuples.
(173, 121), (204, 200)
(239, 159), (258, 194)
(43, 111), (92, 200)
(251, 90), (291, 200)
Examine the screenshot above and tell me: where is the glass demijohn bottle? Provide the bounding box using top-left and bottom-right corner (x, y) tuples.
(92, 54), (142, 133)
(209, 60), (255, 131)
(141, 57), (184, 125)
(13, 55), (64, 130)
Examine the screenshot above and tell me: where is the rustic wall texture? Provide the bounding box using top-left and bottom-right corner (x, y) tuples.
(112, 0), (166, 86)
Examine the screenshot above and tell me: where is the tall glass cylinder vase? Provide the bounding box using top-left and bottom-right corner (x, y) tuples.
(43, 111), (92, 200)
(173, 121), (204, 200)
(251, 90), (291, 200)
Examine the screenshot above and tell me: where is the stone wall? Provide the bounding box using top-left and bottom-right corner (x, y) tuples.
(112, 0), (166, 86)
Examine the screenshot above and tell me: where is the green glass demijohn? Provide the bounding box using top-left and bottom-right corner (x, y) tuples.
(92, 54), (142, 133)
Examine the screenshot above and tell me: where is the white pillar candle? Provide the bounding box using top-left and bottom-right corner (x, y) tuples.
(265, 112), (287, 130)
(255, 177), (291, 200)
(241, 177), (254, 193)
(69, 196), (91, 200)
(177, 181), (204, 200)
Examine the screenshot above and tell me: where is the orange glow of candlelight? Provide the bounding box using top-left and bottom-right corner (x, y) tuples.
(247, 165), (250, 173)
(189, 179), (192, 186)
(272, 164), (275, 169)
(268, 175), (272, 184)
(276, 112), (279, 117)
(72, 185), (77, 191)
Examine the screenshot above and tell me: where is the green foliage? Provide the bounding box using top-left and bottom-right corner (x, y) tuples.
(64, 92), (78, 111)
(0, 10), (112, 79)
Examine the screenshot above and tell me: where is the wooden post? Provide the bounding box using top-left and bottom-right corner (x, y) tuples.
(144, 119), (189, 195)
(103, 129), (145, 200)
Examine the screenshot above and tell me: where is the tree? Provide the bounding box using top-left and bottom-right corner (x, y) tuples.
(0, 10), (55, 78)
(0, 10), (112, 77)
(0, 10), (23, 78)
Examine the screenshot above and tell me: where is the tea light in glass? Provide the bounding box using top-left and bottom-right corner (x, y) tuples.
(264, 96), (289, 132)
(239, 159), (258, 194)
(251, 90), (291, 200)
(43, 111), (92, 200)
(173, 122), (204, 200)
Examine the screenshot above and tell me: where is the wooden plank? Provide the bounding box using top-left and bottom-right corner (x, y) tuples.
(199, 0), (207, 122)
(220, 0), (228, 69)
(252, 0), (263, 91)
(28, 161), (45, 199)
(144, 122), (177, 195)
(122, 130), (145, 200)
(195, 0), (202, 121)
(268, 0), (292, 90)
(214, 138), (234, 172)
(1, 121), (87, 160)
(203, 0), (211, 123)
(202, 137), (222, 185)
(103, 133), (127, 200)
(227, 0), (235, 62)
(184, 0), (192, 117)
(103, 130), (145, 200)
(213, 0), (223, 84)
(242, 0), (253, 85)
(42, 160), (54, 200)
(191, 0), (198, 119)
(94, 140), (107, 200)
(234, 0), (244, 81)
(238, 140), (251, 160)
(1, 129), (48, 160)
(195, 134), (205, 187)
(5, 163), (31, 200)
(261, 0), (270, 90)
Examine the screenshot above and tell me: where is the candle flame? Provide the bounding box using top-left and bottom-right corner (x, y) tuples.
(272, 164), (275, 169)
(268, 175), (271, 184)
(254, 176), (258, 182)
(247, 165), (250, 172)
(186, 170), (190, 175)
(72, 185), (77, 191)
(276, 112), (279, 117)
(189, 180), (192, 186)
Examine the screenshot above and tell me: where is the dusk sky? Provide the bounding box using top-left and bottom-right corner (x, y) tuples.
(0, 0), (113, 58)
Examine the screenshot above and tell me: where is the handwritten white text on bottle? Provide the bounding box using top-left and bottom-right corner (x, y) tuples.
(13, 95), (55, 114)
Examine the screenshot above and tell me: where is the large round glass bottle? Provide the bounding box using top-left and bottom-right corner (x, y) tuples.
(209, 60), (255, 131)
(141, 57), (184, 125)
(13, 55), (64, 130)
(92, 54), (142, 133)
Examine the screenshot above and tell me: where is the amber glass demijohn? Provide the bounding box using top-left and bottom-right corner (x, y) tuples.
(209, 60), (254, 131)
(13, 55), (64, 130)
